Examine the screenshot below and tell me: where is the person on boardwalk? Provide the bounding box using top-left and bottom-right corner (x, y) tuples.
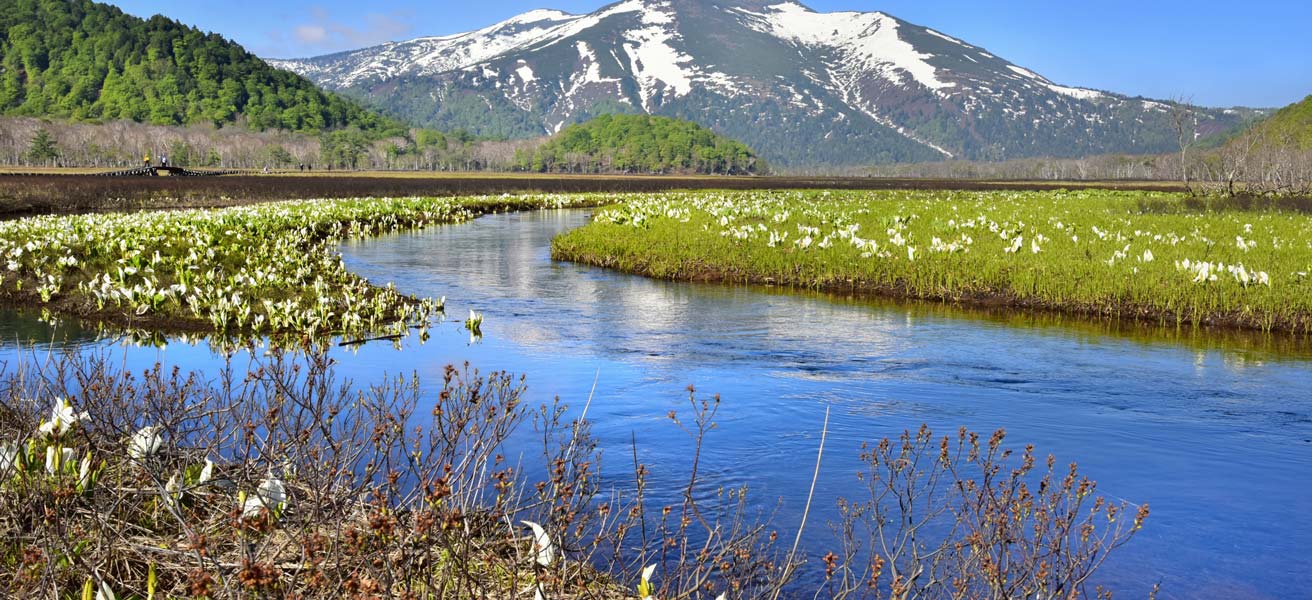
(143, 154), (151, 168)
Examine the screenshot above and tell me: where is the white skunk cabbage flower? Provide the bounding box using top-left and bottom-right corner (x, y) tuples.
(242, 475), (288, 518)
(95, 581), (117, 600)
(198, 457), (215, 484)
(162, 473), (182, 510)
(0, 441), (17, 478)
(522, 520), (555, 567)
(638, 564), (658, 599)
(258, 476), (288, 507)
(127, 426), (163, 461)
(78, 453), (93, 490)
(46, 446), (75, 475)
(37, 398), (88, 438)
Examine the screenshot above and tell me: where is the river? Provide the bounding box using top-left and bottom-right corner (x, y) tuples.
(3, 209), (1309, 598)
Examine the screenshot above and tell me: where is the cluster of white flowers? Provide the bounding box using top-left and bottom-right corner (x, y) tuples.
(1175, 259), (1270, 286)
(3, 195), (599, 339)
(582, 191), (1310, 298)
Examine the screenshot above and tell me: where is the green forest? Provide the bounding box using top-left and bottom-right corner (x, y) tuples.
(516, 114), (763, 175)
(0, 0), (401, 135)
(1248, 95), (1312, 149)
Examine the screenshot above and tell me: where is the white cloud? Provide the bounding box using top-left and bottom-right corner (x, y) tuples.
(267, 6), (415, 57)
(293, 24), (328, 44)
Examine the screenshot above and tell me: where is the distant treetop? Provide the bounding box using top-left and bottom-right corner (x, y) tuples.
(518, 114), (764, 175)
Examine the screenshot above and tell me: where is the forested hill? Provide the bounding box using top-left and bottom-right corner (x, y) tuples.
(518, 115), (763, 175)
(1248, 95), (1312, 149)
(0, 0), (401, 134)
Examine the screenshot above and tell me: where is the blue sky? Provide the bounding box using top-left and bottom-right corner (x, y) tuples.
(105, 0), (1311, 108)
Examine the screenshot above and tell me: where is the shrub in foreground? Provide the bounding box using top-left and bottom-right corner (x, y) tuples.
(0, 350), (1148, 598)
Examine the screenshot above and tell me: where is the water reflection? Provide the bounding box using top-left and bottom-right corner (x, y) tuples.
(0, 209), (1308, 599)
(338, 210), (1312, 600)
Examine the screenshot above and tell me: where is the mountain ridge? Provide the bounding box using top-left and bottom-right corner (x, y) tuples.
(270, 0), (1262, 166)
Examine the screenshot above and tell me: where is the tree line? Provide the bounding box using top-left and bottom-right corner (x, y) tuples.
(846, 141), (1310, 197)
(0, 117), (539, 172)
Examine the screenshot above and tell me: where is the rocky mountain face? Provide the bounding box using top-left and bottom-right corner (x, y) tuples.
(271, 0), (1261, 167)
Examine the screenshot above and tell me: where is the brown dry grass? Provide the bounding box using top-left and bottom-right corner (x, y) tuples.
(0, 171), (1186, 218)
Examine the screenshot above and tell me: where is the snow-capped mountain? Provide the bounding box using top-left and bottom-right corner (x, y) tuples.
(270, 0), (1257, 166)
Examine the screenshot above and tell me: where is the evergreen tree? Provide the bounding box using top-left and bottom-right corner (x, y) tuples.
(263, 145), (293, 167)
(26, 126), (58, 164)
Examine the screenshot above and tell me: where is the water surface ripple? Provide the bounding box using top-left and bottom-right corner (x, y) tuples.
(3, 209), (1309, 599)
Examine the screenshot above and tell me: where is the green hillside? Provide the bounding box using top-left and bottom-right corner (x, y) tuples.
(1249, 95), (1312, 149)
(0, 0), (401, 134)
(517, 114), (764, 175)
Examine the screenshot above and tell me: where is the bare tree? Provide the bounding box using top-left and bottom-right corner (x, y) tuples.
(1169, 96), (1199, 193)
(1219, 128), (1264, 196)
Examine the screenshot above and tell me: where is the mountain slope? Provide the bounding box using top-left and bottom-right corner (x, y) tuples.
(0, 0), (399, 134)
(1244, 95), (1312, 149)
(272, 0), (1259, 167)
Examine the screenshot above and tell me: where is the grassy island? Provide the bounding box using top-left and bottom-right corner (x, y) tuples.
(552, 190), (1312, 333)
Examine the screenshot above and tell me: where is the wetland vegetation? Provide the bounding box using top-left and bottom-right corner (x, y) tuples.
(0, 194), (600, 337)
(553, 189), (1312, 333)
(4, 187), (1308, 598)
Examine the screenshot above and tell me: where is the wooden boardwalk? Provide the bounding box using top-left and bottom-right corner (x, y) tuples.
(93, 166), (241, 177)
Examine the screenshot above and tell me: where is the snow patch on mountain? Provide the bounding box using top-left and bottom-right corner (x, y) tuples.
(744, 2), (954, 92)
(556, 40), (624, 118)
(270, 9), (578, 87)
(515, 61), (536, 83)
(621, 2), (695, 108)
(1005, 65), (1104, 101)
(925, 29), (967, 46)
(700, 70), (747, 96)
(840, 95), (955, 158)
(575, 41), (614, 85)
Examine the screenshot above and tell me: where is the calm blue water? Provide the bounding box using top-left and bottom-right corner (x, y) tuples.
(3, 209), (1309, 598)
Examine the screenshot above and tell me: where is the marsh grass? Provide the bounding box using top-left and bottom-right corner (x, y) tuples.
(0, 174), (1185, 218)
(552, 189), (1312, 333)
